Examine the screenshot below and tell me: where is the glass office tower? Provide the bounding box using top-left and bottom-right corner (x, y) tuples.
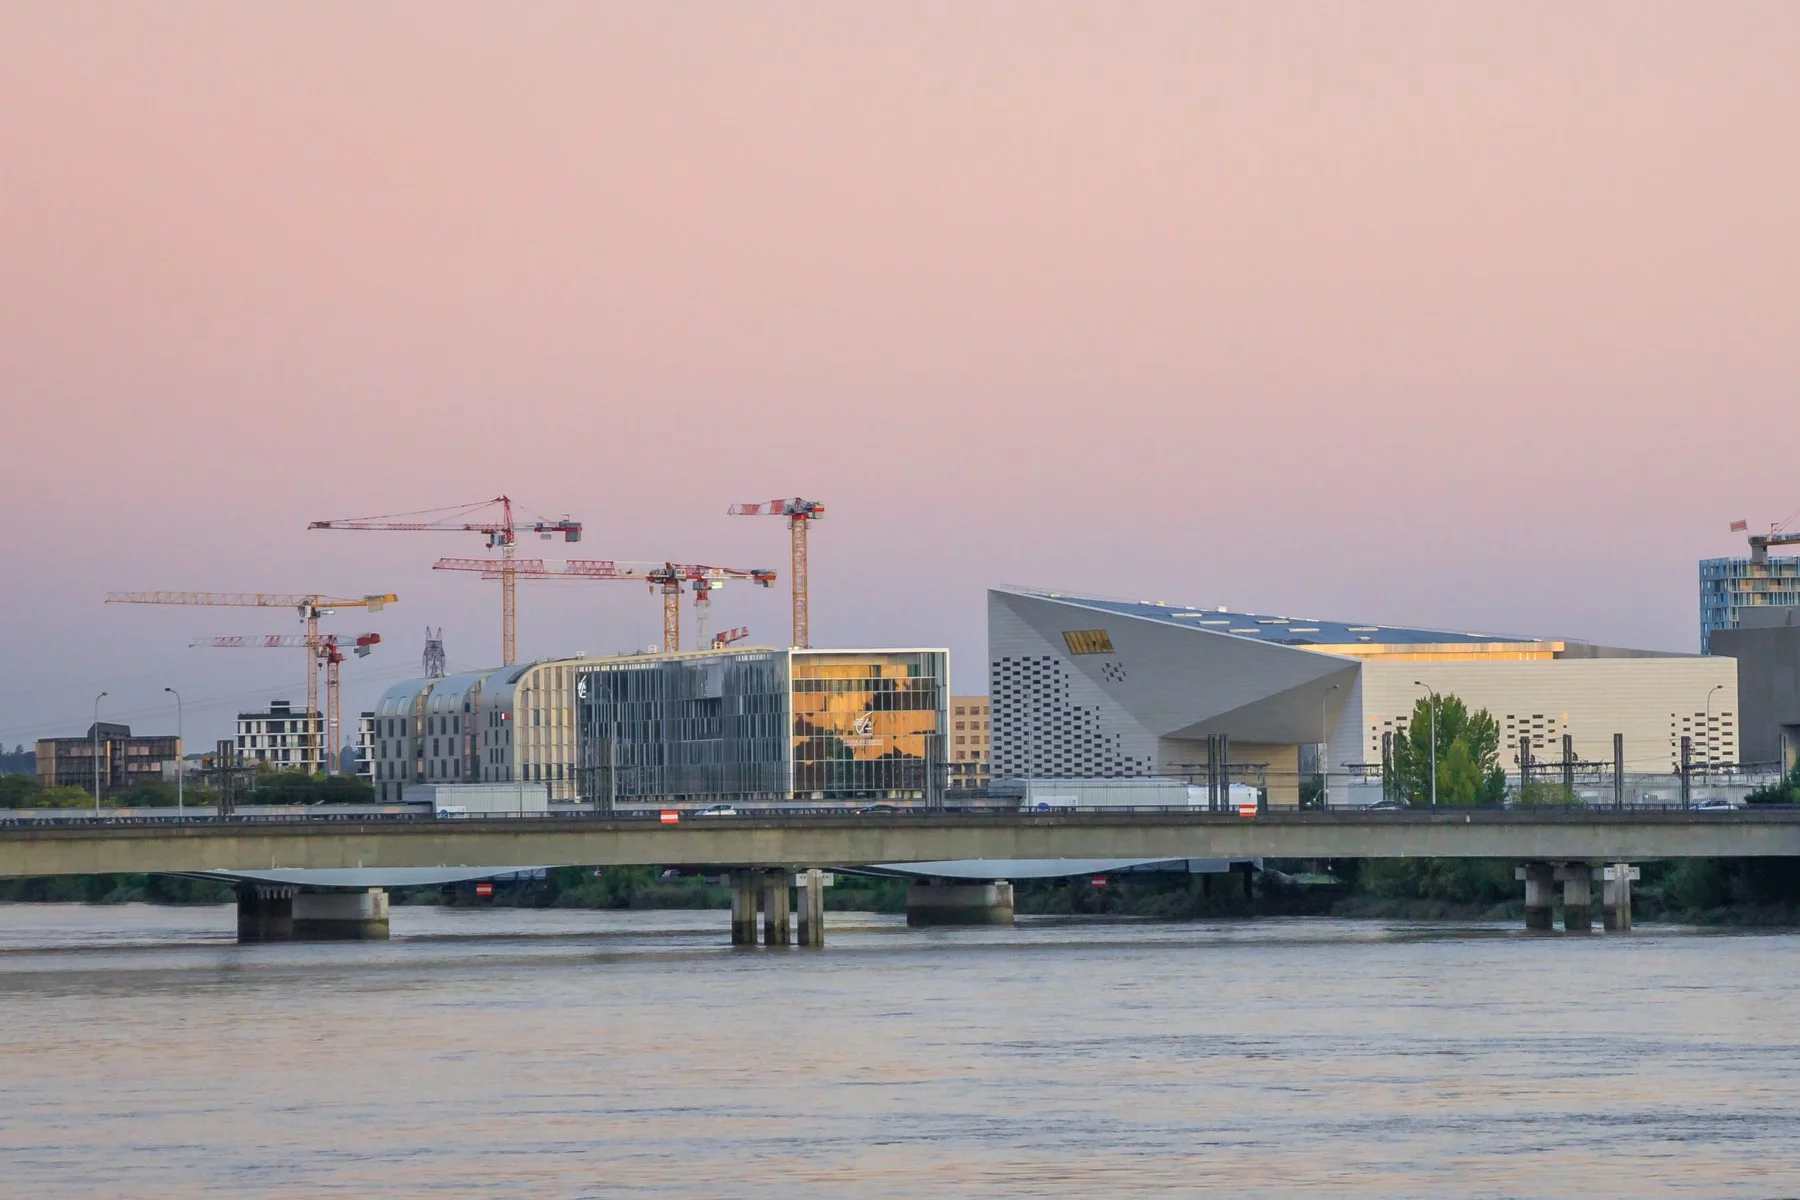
(575, 648), (949, 808)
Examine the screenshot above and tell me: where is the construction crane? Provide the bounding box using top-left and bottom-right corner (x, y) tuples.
(433, 558), (776, 652)
(309, 497), (581, 666)
(106, 591), (397, 772)
(728, 497), (824, 648)
(1741, 508), (1800, 564)
(190, 633), (381, 774)
(423, 627), (447, 679)
(711, 626), (750, 649)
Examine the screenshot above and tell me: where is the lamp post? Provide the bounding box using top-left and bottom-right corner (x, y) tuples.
(1413, 681), (1438, 808)
(1319, 683), (1340, 809)
(92, 691), (108, 813)
(164, 687), (184, 817)
(1704, 683), (1723, 784)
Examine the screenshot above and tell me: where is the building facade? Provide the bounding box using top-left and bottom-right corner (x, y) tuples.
(949, 694), (991, 790)
(991, 587), (1738, 809)
(368, 657), (586, 803)
(355, 711), (376, 780)
(35, 723), (182, 797)
(574, 647), (949, 809)
(1708, 610), (1800, 770)
(236, 700), (325, 774)
(1700, 555), (1800, 652)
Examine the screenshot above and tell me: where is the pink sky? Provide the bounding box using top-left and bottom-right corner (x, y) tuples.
(3, 3), (1797, 746)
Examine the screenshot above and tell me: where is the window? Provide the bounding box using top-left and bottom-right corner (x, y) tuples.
(1062, 629), (1115, 655)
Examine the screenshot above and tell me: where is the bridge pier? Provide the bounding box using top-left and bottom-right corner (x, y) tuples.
(905, 879), (1015, 926)
(1558, 863), (1593, 933)
(761, 869), (791, 946)
(796, 869), (825, 948)
(236, 885), (389, 941)
(730, 871), (760, 946)
(1602, 863), (1638, 931)
(1518, 862), (1556, 931)
(236, 883), (296, 942)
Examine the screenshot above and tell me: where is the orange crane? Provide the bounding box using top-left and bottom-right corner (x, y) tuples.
(434, 558), (776, 652)
(309, 497), (581, 666)
(728, 498), (824, 648)
(190, 633), (381, 773)
(106, 591), (397, 772)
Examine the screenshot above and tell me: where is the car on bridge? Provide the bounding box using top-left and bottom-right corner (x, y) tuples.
(692, 804), (739, 818)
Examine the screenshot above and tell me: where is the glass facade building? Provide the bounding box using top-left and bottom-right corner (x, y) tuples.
(575, 648), (949, 808)
(1699, 556), (1800, 652)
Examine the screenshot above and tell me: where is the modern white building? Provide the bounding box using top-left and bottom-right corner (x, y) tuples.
(236, 700), (325, 774)
(991, 587), (1739, 808)
(355, 711), (375, 780)
(368, 658), (587, 803)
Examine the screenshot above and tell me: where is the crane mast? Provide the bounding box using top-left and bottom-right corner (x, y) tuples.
(728, 497), (824, 648)
(192, 633), (381, 773)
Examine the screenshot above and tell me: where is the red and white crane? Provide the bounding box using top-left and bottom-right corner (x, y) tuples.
(190, 633), (381, 774)
(1737, 506), (1800, 564)
(728, 497), (824, 648)
(309, 497), (581, 666)
(433, 558), (776, 652)
(106, 591), (397, 773)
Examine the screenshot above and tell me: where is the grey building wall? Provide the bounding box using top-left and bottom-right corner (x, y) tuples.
(1710, 615), (1800, 768)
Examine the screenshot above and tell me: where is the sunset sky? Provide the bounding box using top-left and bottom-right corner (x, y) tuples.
(3, 3), (1797, 748)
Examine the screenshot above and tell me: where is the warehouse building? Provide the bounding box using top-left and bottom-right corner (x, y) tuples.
(574, 647), (948, 810)
(990, 587), (1738, 808)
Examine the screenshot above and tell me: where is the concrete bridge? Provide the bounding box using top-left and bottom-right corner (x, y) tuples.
(5, 809), (1795, 943)
(3, 809), (1798, 879)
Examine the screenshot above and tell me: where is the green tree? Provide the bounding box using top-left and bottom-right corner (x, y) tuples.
(1390, 694), (1505, 806)
(0, 774), (40, 808)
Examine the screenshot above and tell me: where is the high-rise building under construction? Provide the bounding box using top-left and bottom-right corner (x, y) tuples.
(1699, 556), (1800, 652)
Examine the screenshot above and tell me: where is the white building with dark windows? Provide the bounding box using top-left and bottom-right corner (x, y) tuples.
(991, 587), (1739, 808)
(236, 700), (325, 774)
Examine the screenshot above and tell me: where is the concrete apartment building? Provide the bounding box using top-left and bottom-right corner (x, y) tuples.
(991, 587), (1738, 809)
(236, 700), (325, 774)
(949, 694), (991, 790)
(369, 657), (585, 803)
(36, 723), (182, 797)
(1699, 554), (1800, 652)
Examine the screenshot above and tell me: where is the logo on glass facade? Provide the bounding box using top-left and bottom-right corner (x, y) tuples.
(843, 711), (881, 749)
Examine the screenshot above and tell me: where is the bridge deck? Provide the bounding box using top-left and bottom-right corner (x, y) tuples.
(3, 810), (1799, 878)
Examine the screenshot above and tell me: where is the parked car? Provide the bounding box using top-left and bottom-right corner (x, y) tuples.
(692, 803), (738, 818)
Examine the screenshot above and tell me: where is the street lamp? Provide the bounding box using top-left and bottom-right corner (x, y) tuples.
(1413, 681), (1438, 808)
(1319, 682), (1341, 809)
(92, 691), (108, 813)
(164, 687), (184, 817)
(1704, 683), (1723, 783)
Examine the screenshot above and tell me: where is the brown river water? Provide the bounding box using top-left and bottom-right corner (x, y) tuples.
(0, 904), (1797, 1198)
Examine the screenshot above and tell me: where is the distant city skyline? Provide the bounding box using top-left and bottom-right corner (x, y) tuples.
(3, 4), (1798, 749)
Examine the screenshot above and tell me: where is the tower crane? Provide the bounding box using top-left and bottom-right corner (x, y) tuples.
(309, 497), (581, 666)
(190, 633), (381, 773)
(1742, 507), (1800, 564)
(728, 497), (824, 648)
(106, 591), (397, 772)
(433, 558), (776, 652)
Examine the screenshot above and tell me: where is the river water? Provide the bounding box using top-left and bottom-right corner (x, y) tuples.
(0, 904), (1796, 1199)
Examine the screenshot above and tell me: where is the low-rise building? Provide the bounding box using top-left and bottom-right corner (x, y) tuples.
(949, 694), (991, 791)
(36, 723), (181, 798)
(236, 700), (325, 774)
(368, 657), (585, 803)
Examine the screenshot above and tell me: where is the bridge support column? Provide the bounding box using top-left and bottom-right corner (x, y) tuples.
(1558, 864), (1593, 933)
(731, 871), (760, 945)
(292, 888), (390, 940)
(1517, 862), (1555, 931)
(1602, 864), (1638, 932)
(796, 869), (825, 947)
(762, 870), (791, 946)
(236, 883), (296, 942)
(905, 879), (1014, 927)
